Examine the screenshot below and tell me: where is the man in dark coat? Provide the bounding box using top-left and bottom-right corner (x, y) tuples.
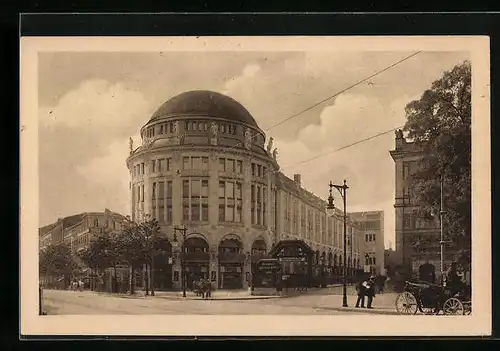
(355, 278), (366, 308)
(365, 276), (377, 309)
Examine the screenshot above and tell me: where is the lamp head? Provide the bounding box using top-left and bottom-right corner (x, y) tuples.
(326, 181), (335, 217)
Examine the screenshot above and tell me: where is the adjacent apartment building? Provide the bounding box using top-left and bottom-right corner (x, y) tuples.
(39, 209), (128, 253)
(349, 211), (385, 275)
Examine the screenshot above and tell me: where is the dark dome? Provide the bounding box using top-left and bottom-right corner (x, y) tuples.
(149, 90), (259, 128)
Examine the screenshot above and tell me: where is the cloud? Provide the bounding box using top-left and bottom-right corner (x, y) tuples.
(222, 63), (262, 96)
(39, 79), (152, 133)
(272, 93), (420, 247)
(38, 79), (154, 225)
(75, 133), (141, 217)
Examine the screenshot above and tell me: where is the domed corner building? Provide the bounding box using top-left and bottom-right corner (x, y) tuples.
(126, 90), (280, 290)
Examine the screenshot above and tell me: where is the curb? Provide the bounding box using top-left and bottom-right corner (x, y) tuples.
(156, 295), (282, 301)
(320, 306), (398, 315)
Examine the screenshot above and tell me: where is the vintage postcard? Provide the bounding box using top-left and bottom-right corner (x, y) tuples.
(20, 36), (491, 336)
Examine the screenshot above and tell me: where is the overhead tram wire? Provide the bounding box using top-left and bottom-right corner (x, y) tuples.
(276, 124), (405, 173)
(215, 51), (422, 158)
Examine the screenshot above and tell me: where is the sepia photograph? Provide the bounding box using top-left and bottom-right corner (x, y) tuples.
(20, 36), (491, 336)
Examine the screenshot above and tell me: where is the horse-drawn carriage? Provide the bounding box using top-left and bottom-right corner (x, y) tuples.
(395, 280), (471, 315)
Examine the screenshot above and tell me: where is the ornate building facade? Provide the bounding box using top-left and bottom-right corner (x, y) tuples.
(390, 130), (456, 279)
(127, 90), (376, 290)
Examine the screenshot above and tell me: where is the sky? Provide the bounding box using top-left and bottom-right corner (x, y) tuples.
(38, 50), (469, 248)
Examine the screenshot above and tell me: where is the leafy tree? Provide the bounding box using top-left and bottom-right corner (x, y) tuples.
(115, 226), (148, 295)
(403, 60), (471, 268)
(78, 233), (120, 291)
(113, 217), (168, 295)
(39, 243), (80, 287)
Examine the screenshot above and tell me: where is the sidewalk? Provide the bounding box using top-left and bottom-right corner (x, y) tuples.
(86, 289), (280, 301)
(318, 293), (399, 315)
(153, 290), (281, 301)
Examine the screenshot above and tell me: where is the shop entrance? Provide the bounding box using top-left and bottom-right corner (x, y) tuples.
(219, 265), (243, 289)
(218, 234), (245, 289)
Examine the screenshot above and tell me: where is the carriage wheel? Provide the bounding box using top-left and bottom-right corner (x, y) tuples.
(443, 298), (465, 315)
(395, 292), (418, 315)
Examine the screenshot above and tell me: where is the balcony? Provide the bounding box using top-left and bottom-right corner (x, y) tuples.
(218, 252), (246, 263)
(182, 252), (210, 262)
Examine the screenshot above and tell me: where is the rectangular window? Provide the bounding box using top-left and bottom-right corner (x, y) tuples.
(251, 184), (255, 224)
(183, 157), (190, 170)
(251, 163), (256, 176)
(192, 203), (200, 221)
(141, 185), (144, 202)
(236, 183), (242, 223)
(183, 203), (189, 221)
(218, 181), (225, 198)
(158, 159), (164, 172)
(219, 158), (226, 172)
(158, 181), (165, 199)
(158, 205), (165, 223)
(201, 180), (209, 198)
(226, 159), (235, 173)
(183, 180), (189, 198)
(256, 186), (262, 225)
(201, 157), (209, 170)
(191, 180), (201, 197)
(152, 160), (156, 173)
(403, 162), (410, 180)
(219, 181), (225, 222)
(160, 124), (164, 134)
(403, 213), (413, 229)
(237, 160), (243, 173)
(263, 188), (267, 227)
(202, 203), (209, 221)
(152, 182), (157, 200)
(166, 158), (171, 171)
(166, 199), (173, 224)
(192, 157), (201, 170)
(257, 165), (262, 177)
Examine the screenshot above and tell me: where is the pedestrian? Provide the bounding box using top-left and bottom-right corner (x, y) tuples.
(78, 279), (84, 292)
(355, 278), (366, 308)
(366, 275), (377, 309)
(72, 279), (78, 291)
(205, 277), (212, 299)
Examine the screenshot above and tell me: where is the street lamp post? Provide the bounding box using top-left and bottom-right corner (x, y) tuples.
(326, 179), (349, 308)
(173, 225), (188, 298)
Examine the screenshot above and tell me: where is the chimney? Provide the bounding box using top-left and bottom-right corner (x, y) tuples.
(293, 174), (301, 186)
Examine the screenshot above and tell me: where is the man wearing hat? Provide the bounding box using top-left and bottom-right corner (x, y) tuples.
(365, 275), (377, 309)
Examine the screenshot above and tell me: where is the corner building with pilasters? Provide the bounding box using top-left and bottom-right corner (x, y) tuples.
(127, 90), (369, 291)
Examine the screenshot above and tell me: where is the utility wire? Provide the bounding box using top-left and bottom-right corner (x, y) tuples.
(276, 125), (404, 173)
(265, 51), (421, 132)
(216, 51), (421, 157)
